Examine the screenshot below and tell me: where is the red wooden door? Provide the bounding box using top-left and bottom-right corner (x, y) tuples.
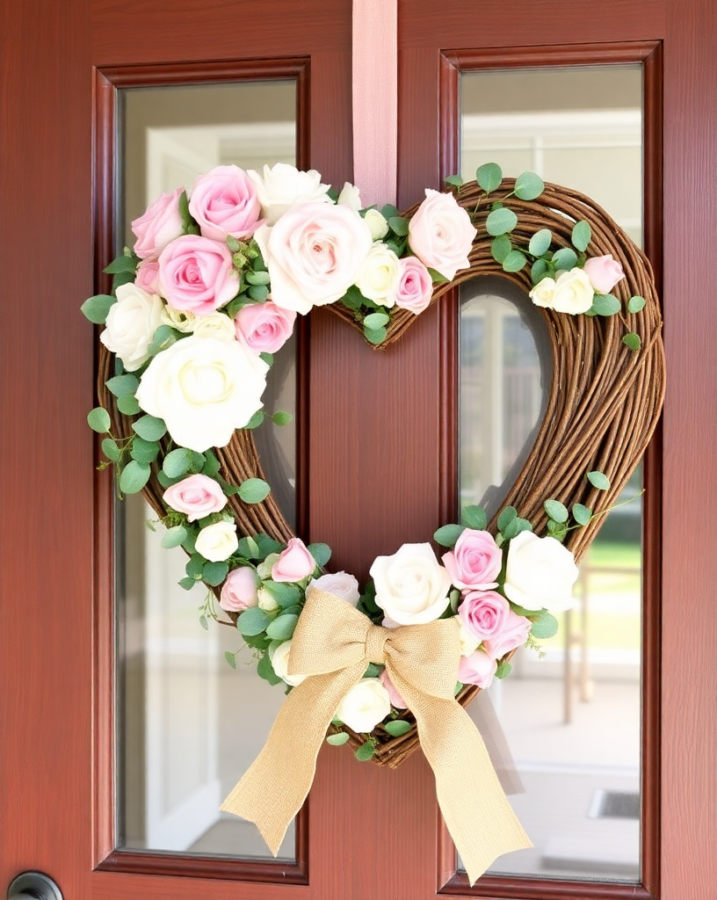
(1, 1), (715, 898)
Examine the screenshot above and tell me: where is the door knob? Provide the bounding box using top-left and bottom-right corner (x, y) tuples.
(7, 873), (63, 900)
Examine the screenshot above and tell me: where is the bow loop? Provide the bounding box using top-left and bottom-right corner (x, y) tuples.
(385, 618), (461, 700)
(288, 588), (371, 676)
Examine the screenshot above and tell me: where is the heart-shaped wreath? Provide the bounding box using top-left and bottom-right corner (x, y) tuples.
(85, 163), (664, 775)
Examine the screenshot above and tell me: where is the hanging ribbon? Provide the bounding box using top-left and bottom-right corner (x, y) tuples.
(221, 590), (531, 885)
(351, 0), (398, 207)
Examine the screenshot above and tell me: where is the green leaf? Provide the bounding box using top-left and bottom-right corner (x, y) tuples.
(103, 254), (137, 275)
(444, 174), (464, 188)
(245, 270), (271, 286)
(178, 576), (196, 591)
(514, 171), (544, 200)
(201, 449), (222, 478)
(203, 561), (229, 586)
(199, 614), (208, 631)
(257, 651), (282, 685)
(244, 410), (265, 429)
(384, 719), (412, 737)
(433, 523), (465, 548)
(572, 503), (592, 526)
(238, 478), (271, 504)
(502, 518), (520, 540)
(307, 542), (331, 567)
(591, 293), (621, 316)
(271, 410), (293, 426)
(544, 499), (568, 524)
(363, 312), (390, 330)
(531, 613), (559, 639)
(514, 518), (533, 535)
(132, 415), (167, 442)
(380, 203), (400, 219)
(388, 216), (409, 236)
(427, 267), (450, 283)
(263, 581), (302, 608)
(531, 258), (550, 285)
(497, 506), (517, 531)
(237, 606), (271, 637)
(254, 534), (285, 558)
(587, 470), (611, 491)
(552, 247), (578, 271)
(119, 460), (151, 494)
(248, 284), (269, 302)
(224, 651), (237, 669)
(476, 162), (503, 193)
(529, 229), (552, 257)
(147, 324), (177, 355)
(163, 448), (192, 479)
(101, 438), (121, 462)
(627, 295), (646, 314)
(81, 294), (116, 324)
(486, 207), (518, 236)
(571, 220), (592, 252)
(623, 332), (642, 351)
(88, 407), (111, 433)
(364, 325), (387, 345)
(364, 663), (382, 678)
(161, 525), (188, 549)
(116, 395), (141, 416)
(491, 235), (512, 264)
(546, 518), (567, 539)
(496, 661), (513, 679)
(355, 741), (376, 762)
(186, 554), (205, 579)
(461, 505), (487, 530)
(106, 374), (140, 398)
(266, 613), (299, 641)
(503, 250), (527, 273)
(327, 731), (350, 746)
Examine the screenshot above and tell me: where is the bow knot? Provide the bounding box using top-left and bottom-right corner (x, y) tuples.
(365, 623), (389, 664)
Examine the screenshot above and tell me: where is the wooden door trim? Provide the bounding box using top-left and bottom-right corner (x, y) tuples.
(434, 41), (663, 899)
(91, 58), (310, 885)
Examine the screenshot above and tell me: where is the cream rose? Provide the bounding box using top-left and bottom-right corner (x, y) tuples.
(161, 305), (196, 333)
(192, 311), (236, 341)
(247, 163), (332, 225)
(529, 276), (557, 309)
(269, 640), (307, 686)
(503, 531), (578, 612)
(254, 203), (373, 314)
(335, 679), (391, 733)
(408, 189), (476, 280)
(552, 267), (594, 314)
(458, 620), (481, 657)
(370, 542), (452, 626)
(195, 520), (238, 562)
(306, 571), (360, 606)
(135, 335), (268, 452)
(257, 587), (280, 612)
(355, 242), (400, 307)
(364, 209), (389, 240)
(99, 283), (164, 372)
(337, 182), (362, 211)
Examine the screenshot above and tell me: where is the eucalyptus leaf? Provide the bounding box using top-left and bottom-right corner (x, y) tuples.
(444, 174), (464, 188)
(514, 171), (544, 200)
(571, 220), (592, 252)
(364, 325), (387, 345)
(528, 229), (552, 257)
(427, 267), (450, 283)
(87, 407), (111, 433)
(202, 449), (222, 477)
(101, 438), (121, 462)
(163, 448), (191, 479)
(238, 478), (271, 504)
(161, 525), (188, 549)
(530, 613), (559, 639)
(245, 270), (271, 285)
(262, 581), (301, 608)
(116, 395), (141, 416)
(591, 293), (621, 316)
(496, 661), (513, 679)
(587, 470), (611, 491)
(627, 295), (646, 314)
(363, 312), (390, 330)
(491, 234), (512, 264)
(544, 499), (568, 523)
(572, 503), (592, 526)
(355, 741), (376, 762)
(202, 561), (229, 587)
(119, 460), (151, 494)
(461, 505), (487, 530)
(81, 294), (116, 324)
(257, 651), (283, 685)
(132, 414), (167, 442)
(476, 162), (502, 193)
(433, 523), (465, 548)
(308, 542), (331, 567)
(103, 254), (137, 275)
(552, 247), (578, 271)
(384, 719), (412, 737)
(272, 410), (293, 426)
(503, 249), (527, 273)
(248, 284), (269, 302)
(531, 258), (550, 285)
(497, 506), (517, 531)
(266, 613), (299, 641)
(486, 207), (518, 236)
(106, 374), (140, 398)
(178, 576), (196, 591)
(244, 410), (265, 429)
(388, 216), (409, 236)
(622, 332), (642, 351)
(237, 606), (271, 637)
(224, 651), (237, 669)
(326, 732), (350, 746)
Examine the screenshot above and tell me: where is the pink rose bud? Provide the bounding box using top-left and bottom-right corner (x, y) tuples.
(442, 529), (502, 591)
(135, 257), (160, 294)
(379, 669), (408, 709)
(189, 165), (263, 242)
(235, 301), (296, 354)
(271, 537), (317, 583)
(458, 590), (510, 642)
(132, 187), (184, 259)
(394, 256), (433, 315)
(583, 254), (625, 294)
(458, 649), (497, 689)
(408, 189), (477, 281)
(158, 235), (239, 315)
(162, 473), (227, 522)
(220, 566), (259, 612)
(483, 610), (531, 661)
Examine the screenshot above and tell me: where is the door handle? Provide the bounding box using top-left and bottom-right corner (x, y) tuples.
(6, 873), (63, 900)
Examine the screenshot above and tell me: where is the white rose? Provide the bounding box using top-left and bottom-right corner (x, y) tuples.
(458, 620), (481, 657)
(503, 531), (579, 612)
(335, 678), (391, 733)
(370, 542), (452, 625)
(195, 520), (238, 562)
(306, 571), (360, 606)
(161, 305), (196, 333)
(269, 640), (307, 686)
(364, 209), (389, 240)
(135, 336), (268, 452)
(257, 587), (279, 612)
(192, 311), (236, 341)
(254, 203), (373, 314)
(247, 163), (332, 225)
(552, 267), (594, 314)
(355, 242), (400, 307)
(529, 276), (557, 309)
(337, 182), (362, 212)
(100, 283), (164, 371)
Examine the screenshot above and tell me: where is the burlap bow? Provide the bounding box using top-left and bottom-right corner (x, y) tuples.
(221, 589), (531, 884)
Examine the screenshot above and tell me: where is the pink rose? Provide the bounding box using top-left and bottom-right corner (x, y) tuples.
(271, 537), (316, 583)
(583, 254), (625, 294)
(220, 567), (259, 612)
(189, 165), (263, 242)
(394, 256), (433, 314)
(253, 202), (373, 314)
(135, 257), (160, 294)
(379, 669), (408, 709)
(483, 609), (531, 661)
(442, 529), (502, 591)
(458, 650), (497, 689)
(458, 590), (510, 642)
(235, 302), (296, 354)
(158, 235), (239, 315)
(408, 189), (477, 281)
(162, 473), (227, 522)
(132, 187), (184, 259)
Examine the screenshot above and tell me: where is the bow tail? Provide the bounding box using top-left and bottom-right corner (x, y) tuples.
(221, 661), (366, 854)
(396, 678), (532, 885)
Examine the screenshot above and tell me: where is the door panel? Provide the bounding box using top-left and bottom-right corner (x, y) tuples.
(2, 1), (716, 898)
